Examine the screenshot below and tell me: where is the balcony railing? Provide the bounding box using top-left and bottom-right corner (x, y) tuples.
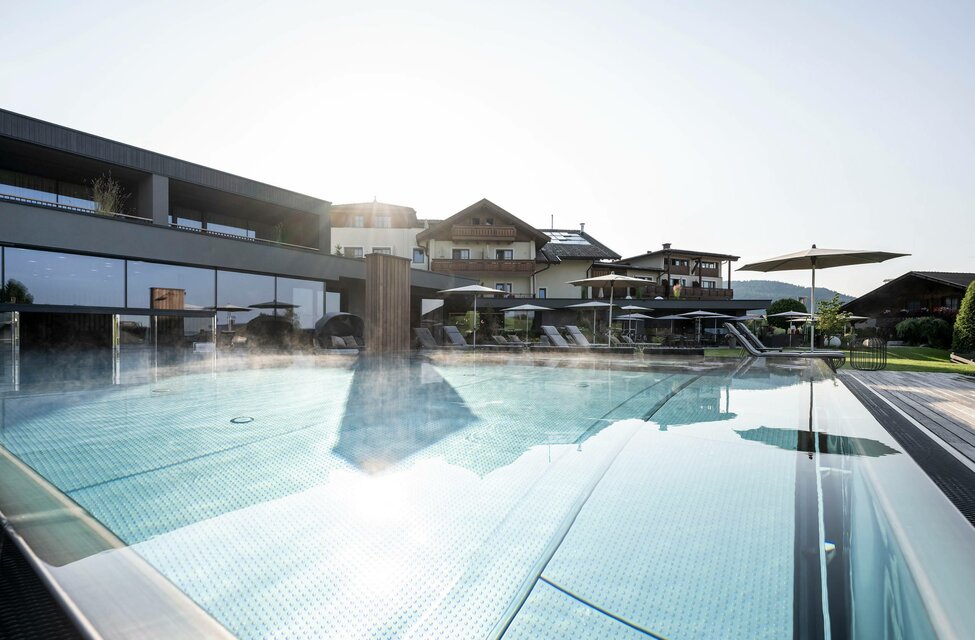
(0, 192), (152, 224)
(586, 281), (733, 301)
(451, 225), (517, 242)
(431, 259), (535, 275)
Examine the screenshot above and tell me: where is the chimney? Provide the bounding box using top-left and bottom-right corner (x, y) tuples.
(662, 243), (671, 250)
(580, 222), (585, 233)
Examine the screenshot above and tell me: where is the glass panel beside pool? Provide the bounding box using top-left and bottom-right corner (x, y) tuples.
(1, 354), (973, 639)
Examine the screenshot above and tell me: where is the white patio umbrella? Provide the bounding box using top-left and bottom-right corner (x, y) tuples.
(568, 301), (614, 344)
(568, 274), (650, 345)
(617, 312), (654, 338)
(652, 313), (689, 335)
(504, 303), (552, 342)
(739, 245), (908, 351)
(438, 284), (503, 347)
(679, 310), (734, 343)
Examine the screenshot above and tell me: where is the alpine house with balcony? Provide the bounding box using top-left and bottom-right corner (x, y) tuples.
(415, 199), (551, 295)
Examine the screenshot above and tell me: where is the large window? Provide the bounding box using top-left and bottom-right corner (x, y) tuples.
(216, 270), (275, 325)
(344, 247), (364, 259)
(127, 261), (215, 310)
(495, 249), (513, 260)
(452, 249), (470, 260)
(276, 277), (324, 330)
(412, 248), (425, 264)
(4, 248), (124, 306)
(375, 216), (391, 228)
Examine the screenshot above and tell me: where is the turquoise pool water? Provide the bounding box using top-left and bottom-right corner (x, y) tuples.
(1, 353), (974, 638)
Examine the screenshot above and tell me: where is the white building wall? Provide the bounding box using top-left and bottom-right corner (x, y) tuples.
(331, 227), (428, 269)
(533, 262), (592, 298)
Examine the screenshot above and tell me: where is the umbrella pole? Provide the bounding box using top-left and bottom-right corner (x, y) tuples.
(473, 295), (477, 347)
(810, 260), (816, 352)
(608, 288), (614, 346)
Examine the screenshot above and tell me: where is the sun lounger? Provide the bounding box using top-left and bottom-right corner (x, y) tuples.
(734, 322), (782, 352)
(413, 327), (441, 349)
(540, 325), (573, 348)
(724, 322), (845, 371)
(564, 325), (592, 347)
(442, 325), (471, 348)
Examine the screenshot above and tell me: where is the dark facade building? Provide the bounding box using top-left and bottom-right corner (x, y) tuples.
(841, 271), (975, 321)
(0, 109), (467, 355)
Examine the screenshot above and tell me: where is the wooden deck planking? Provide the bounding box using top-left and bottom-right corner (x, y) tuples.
(844, 371), (975, 464)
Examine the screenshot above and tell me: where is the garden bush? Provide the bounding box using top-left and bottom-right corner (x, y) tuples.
(895, 317), (953, 348)
(952, 281), (975, 354)
(766, 298), (808, 329)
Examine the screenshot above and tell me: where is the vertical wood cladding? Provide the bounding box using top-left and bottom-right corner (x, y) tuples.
(365, 253), (410, 353)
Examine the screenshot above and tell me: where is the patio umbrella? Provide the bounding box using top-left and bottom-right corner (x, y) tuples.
(439, 284), (502, 347)
(653, 313), (689, 334)
(617, 312), (654, 338)
(209, 304), (251, 331)
(568, 274), (649, 345)
(739, 245), (908, 351)
(679, 310), (734, 343)
(504, 303), (552, 342)
(568, 301), (614, 343)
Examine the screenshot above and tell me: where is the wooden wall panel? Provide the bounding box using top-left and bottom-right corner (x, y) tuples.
(365, 253), (411, 353)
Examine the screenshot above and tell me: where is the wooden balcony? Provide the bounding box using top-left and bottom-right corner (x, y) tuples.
(451, 225), (517, 242)
(431, 259), (535, 275)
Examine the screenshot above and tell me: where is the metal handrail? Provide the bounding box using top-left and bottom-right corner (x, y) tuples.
(0, 192), (153, 223)
(0, 192), (318, 252)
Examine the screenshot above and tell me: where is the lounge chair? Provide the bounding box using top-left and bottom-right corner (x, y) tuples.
(724, 323), (845, 371)
(413, 327), (442, 349)
(564, 325), (592, 347)
(442, 325), (471, 348)
(540, 325), (573, 348)
(734, 322), (782, 352)
(504, 335), (529, 347)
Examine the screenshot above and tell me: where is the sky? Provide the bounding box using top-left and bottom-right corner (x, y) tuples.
(3, 0), (973, 296)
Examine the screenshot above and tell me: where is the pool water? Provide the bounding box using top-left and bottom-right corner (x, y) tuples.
(2, 354), (974, 638)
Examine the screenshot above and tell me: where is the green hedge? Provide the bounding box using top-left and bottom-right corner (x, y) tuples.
(895, 317), (953, 348)
(952, 281), (975, 353)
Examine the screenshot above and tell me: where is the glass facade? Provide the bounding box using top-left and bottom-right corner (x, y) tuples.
(4, 248), (124, 307)
(276, 277), (324, 330)
(216, 270), (275, 326)
(127, 261), (215, 310)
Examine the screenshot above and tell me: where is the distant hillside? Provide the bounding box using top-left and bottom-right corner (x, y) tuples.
(733, 280), (854, 305)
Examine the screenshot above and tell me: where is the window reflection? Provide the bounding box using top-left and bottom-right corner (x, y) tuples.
(127, 261), (215, 310)
(4, 248), (124, 307)
(216, 271), (274, 326)
(276, 277), (324, 330)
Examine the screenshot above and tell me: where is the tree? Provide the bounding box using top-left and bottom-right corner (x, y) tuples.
(766, 298), (807, 329)
(1, 279), (33, 304)
(90, 172), (130, 215)
(952, 281), (975, 353)
(334, 244), (344, 257)
(816, 293), (849, 340)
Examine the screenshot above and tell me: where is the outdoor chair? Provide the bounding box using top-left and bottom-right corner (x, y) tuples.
(734, 322), (782, 352)
(413, 327), (441, 349)
(504, 335), (529, 347)
(442, 325), (471, 348)
(540, 325), (574, 348)
(564, 325), (592, 347)
(724, 323), (845, 372)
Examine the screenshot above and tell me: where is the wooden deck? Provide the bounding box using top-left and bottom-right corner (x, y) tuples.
(841, 371), (975, 465)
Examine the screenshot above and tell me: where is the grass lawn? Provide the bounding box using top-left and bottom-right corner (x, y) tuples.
(703, 345), (975, 374)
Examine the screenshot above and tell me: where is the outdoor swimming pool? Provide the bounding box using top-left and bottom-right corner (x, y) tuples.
(1, 352), (974, 638)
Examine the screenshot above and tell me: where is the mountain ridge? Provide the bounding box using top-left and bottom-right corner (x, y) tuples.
(732, 279), (854, 305)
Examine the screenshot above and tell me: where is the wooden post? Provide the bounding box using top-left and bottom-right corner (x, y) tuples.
(365, 253), (411, 353)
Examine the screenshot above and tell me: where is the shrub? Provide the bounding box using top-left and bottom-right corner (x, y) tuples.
(766, 298), (808, 329)
(952, 281), (975, 353)
(895, 317), (953, 348)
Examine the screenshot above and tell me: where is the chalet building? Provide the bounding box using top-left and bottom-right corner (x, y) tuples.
(600, 244), (739, 301)
(415, 199), (550, 296)
(535, 227), (621, 298)
(841, 272), (975, 318)
(329, 201), (429, 267)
